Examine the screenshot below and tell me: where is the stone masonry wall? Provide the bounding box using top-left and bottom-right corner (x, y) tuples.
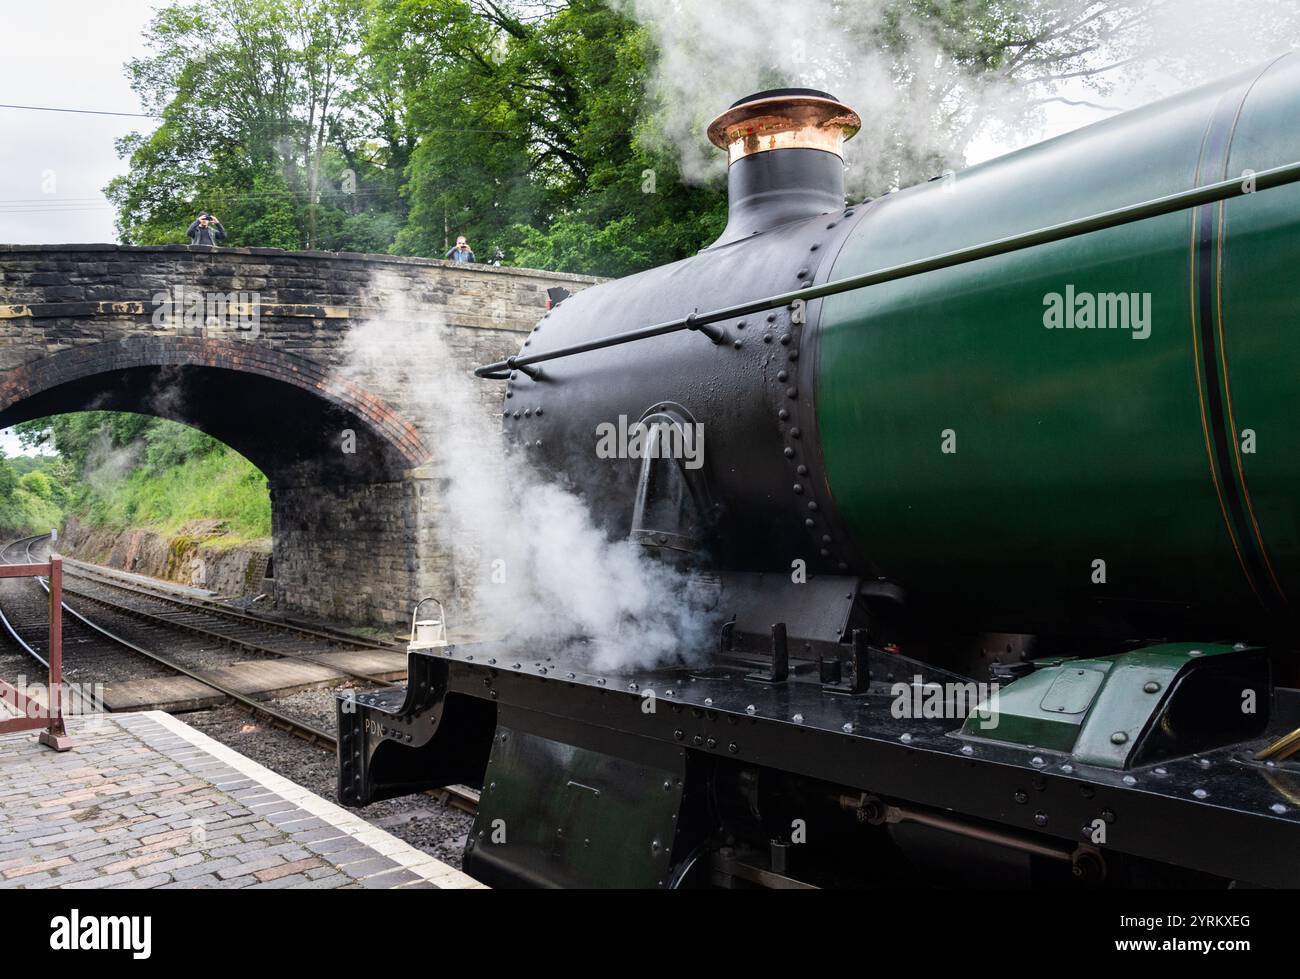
(0, 244), (603, 628)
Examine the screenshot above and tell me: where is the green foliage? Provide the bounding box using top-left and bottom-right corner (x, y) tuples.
(107, 1), (1193, 275)
(0, 454), (66, 535)
(13, 413), (271, 543)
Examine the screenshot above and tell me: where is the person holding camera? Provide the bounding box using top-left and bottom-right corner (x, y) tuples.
(187, 212), (227, 247)
(445, 235), (476, 264)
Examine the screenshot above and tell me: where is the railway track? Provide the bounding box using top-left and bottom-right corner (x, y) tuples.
(0, 535), (478, 812)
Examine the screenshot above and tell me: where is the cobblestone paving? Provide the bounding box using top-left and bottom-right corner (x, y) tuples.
(0, 711), (484, 890)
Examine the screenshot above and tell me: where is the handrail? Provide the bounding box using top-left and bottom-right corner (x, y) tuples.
(0, 552), (71, 750)
(475, 158), (1300, 379)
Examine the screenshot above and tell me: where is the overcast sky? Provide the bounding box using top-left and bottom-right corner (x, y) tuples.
(0, 1), (159, 248)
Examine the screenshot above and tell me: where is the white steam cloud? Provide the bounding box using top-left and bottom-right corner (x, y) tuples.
(341, 272), (714, 672)
(616, 0), (1300, 195)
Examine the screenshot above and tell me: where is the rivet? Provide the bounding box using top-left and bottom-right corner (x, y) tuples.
(763, 334), (773, 343)
(793, 484), (804, 494)
(900, 733), (912, 743)
(535, 407), (542, 416)
(766, 313), (777, 323)
(733, 339), (743, 349)
(1188, 648), (1204, 656)
(821, 534), (831, 543)
(807, 501), (819, 511)
(798, 465), (809, 476)
(706, 737), (717, 749)
(1014, 790), (1028, 804)
(779, 334), (791, 345)
(786, 387), (798, 398)
(1030, 756), (1045, 768)
(736, 319), (746, 329)
(819, 548), (830, 557)
(783, 447), (795, 458)
(1271, 803), (1287, 814)
(1123, 774), (1137, 785)
(1192, 788), (1208, 799)
(804, 518), (815, 528)
(1143, 680), (1160, 693)
(1034, 811), (1048, 827)
(960, 745), (974, 755)
(778, 409), (790, 420)
(842, 722), (854, 733)
(728, 743), (738, 754)
(745, 704), (756, 715)
(796, 268), (809, 279)
(809, 243), (820, 251)
(1110, 731), (1128, 744)
(790, 427), (801, 438)
(524, 408), (532, 417)
(788, 350), (799, 361)
(827, 221), (838, 229)
(777, 370), (789, 382)
(792, 713), (804, 723)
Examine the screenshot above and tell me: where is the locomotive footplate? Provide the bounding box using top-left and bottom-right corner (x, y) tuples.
(337, 640), (1300, 888)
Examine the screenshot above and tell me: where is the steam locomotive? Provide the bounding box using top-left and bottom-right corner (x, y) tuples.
(339, 54), (1300, 888)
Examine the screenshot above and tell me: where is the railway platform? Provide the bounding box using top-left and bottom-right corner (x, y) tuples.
(0, 710), (483, 889)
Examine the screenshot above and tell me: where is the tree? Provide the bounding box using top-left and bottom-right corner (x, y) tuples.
(105, 0), (380, 250)
(108, 1), (1295, 276)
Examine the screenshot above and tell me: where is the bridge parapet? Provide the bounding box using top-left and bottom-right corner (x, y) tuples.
(0, 244), (603, 627)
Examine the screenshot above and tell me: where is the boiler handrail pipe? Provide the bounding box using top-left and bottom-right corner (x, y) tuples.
(475, 159), (1300, 379)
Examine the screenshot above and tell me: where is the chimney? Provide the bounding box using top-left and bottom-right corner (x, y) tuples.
(706, 88), (860, 247)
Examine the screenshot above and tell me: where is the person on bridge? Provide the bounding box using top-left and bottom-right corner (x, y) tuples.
(187, 213), (227, 247)
(445, 235), (476, 263)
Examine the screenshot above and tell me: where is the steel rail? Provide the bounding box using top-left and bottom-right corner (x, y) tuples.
(21, 539), (402, 689)
(8, 537), (479, 811)
(475, 158), (1300, 378)
(0, 536), (52, 668)
(58, 555), (398, 651)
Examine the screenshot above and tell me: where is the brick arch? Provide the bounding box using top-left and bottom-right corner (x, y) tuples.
(0, 335), (430, 470)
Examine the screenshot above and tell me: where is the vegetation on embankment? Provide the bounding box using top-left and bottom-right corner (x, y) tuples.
(13, 412), (271, 547)
(0, 454), (67, 535)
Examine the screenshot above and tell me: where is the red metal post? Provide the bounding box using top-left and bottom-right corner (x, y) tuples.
(0, 552), (72, 749)
(38, 556), (70, 751)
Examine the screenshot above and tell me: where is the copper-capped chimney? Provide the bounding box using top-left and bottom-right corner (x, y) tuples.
(706, 88), (860, 247)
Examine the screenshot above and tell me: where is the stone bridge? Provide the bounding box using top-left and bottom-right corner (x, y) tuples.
(0, 244), (599, 627)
